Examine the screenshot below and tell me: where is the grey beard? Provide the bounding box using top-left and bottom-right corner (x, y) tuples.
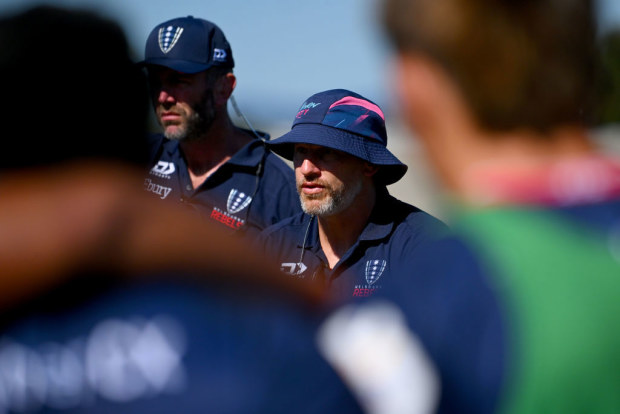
(301, 193), (340, 216)
(300, 178), (362, 217)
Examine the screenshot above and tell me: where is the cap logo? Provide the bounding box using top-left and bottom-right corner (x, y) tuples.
(365, 259), (386, 285)
(158, 26), (184, 54)
(213, 48), (227, 61)
(296, 101), (321, 118)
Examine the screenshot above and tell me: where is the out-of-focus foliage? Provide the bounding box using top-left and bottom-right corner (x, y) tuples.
(595, 30), (620, 125)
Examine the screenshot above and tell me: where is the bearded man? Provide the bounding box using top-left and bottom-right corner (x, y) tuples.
(258, 89), (446, 300)
(141, 16), (301, 238)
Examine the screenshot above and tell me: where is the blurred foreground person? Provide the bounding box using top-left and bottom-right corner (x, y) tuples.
(0, 6), (362, 413)
(380, 0), (620, 412)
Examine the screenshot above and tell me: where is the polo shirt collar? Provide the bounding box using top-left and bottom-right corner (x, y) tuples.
(163, 129), (269, 168)
(297, 214), (320, 250)
(228, 137), (267, 167)
(358, 188), (397, 241)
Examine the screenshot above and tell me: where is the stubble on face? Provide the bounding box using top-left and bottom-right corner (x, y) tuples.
(161, 90), (216, 142)
(297, 175), (363, 217)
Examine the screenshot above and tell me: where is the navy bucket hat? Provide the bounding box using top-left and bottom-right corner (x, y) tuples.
(268, 89), (408, 185)
(140, 16), (234, 73)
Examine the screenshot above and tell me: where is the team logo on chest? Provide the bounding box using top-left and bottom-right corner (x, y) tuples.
(353, 259), (387, 298)
(158, 26), (184, 53)
(226, 189), (252, 214)
(210, 188), (252, 230)
(365, 259), (387, 285)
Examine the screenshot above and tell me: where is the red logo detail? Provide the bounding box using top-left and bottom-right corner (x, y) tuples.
(210, 208), (244, 229)
(352, 288), (378, 298)
(296, 109), (310, 118)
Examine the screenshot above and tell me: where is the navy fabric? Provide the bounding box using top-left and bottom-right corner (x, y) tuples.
(140, 16), (234, 73)
(555, 198), (620, 235)
(267, 89), (407, 185)
(258, 188), (506, 412)
(0, 277), (363, 413)
(144, 132), (301, 238)
(258, 189), (447, 299)
(373, 236), (507, 414)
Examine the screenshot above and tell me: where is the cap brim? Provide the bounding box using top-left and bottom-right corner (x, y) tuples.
(268, 123), (407, 185)
(138, 58), (212, 74)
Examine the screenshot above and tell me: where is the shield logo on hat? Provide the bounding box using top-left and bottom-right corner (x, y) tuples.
(158, 26), (184, 54)
(227, 189), (252, 214)
(365, 259), (386, 285)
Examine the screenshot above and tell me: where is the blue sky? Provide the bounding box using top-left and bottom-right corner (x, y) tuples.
(3, 0), (619, 214)
(0, 0), (389, 125)
(2, 0), (620, 126)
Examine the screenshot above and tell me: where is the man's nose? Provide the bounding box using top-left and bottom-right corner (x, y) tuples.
(300, 158), (320, 176)
(157, 89), (176, 104)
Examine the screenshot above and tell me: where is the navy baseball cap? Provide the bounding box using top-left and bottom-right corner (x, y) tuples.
(268, 89), (408, 185)
(140, 16), (234, 73)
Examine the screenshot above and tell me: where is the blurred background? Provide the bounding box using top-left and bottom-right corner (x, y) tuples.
(2, 0), (620, 221)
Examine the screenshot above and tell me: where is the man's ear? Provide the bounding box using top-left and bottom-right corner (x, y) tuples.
(213, 72), (236, 106)
(363, 163), (379, 178)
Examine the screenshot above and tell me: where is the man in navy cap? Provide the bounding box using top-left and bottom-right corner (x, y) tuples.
(140, 16), (300, 238)
(259, 89), (446, 299)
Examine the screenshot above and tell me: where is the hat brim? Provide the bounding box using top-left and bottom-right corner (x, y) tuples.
(138, 58), (212, 74)
(268, 123), (408, 185)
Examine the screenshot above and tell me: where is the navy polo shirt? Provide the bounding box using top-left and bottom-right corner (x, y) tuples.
(373, 236), (506, 414)
(258, 189), (448, 299)
(144, 132), (301, 238)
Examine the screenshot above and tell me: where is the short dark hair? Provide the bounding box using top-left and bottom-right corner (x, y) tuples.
(383, 0), (597, 132)
(0, 5), (149, 170)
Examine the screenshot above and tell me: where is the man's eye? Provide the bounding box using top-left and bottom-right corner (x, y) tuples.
(319, 149), (337, 161)
(165, 75), (189, 86)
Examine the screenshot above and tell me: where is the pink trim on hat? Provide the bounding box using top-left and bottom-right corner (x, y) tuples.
(329, 97), (385, 120)
(352, 114), (369, 127)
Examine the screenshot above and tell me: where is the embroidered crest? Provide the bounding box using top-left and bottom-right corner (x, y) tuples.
(365, 259), (386, 285)
(226, 189), (252, 214)
(158, 26), (184, 54)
